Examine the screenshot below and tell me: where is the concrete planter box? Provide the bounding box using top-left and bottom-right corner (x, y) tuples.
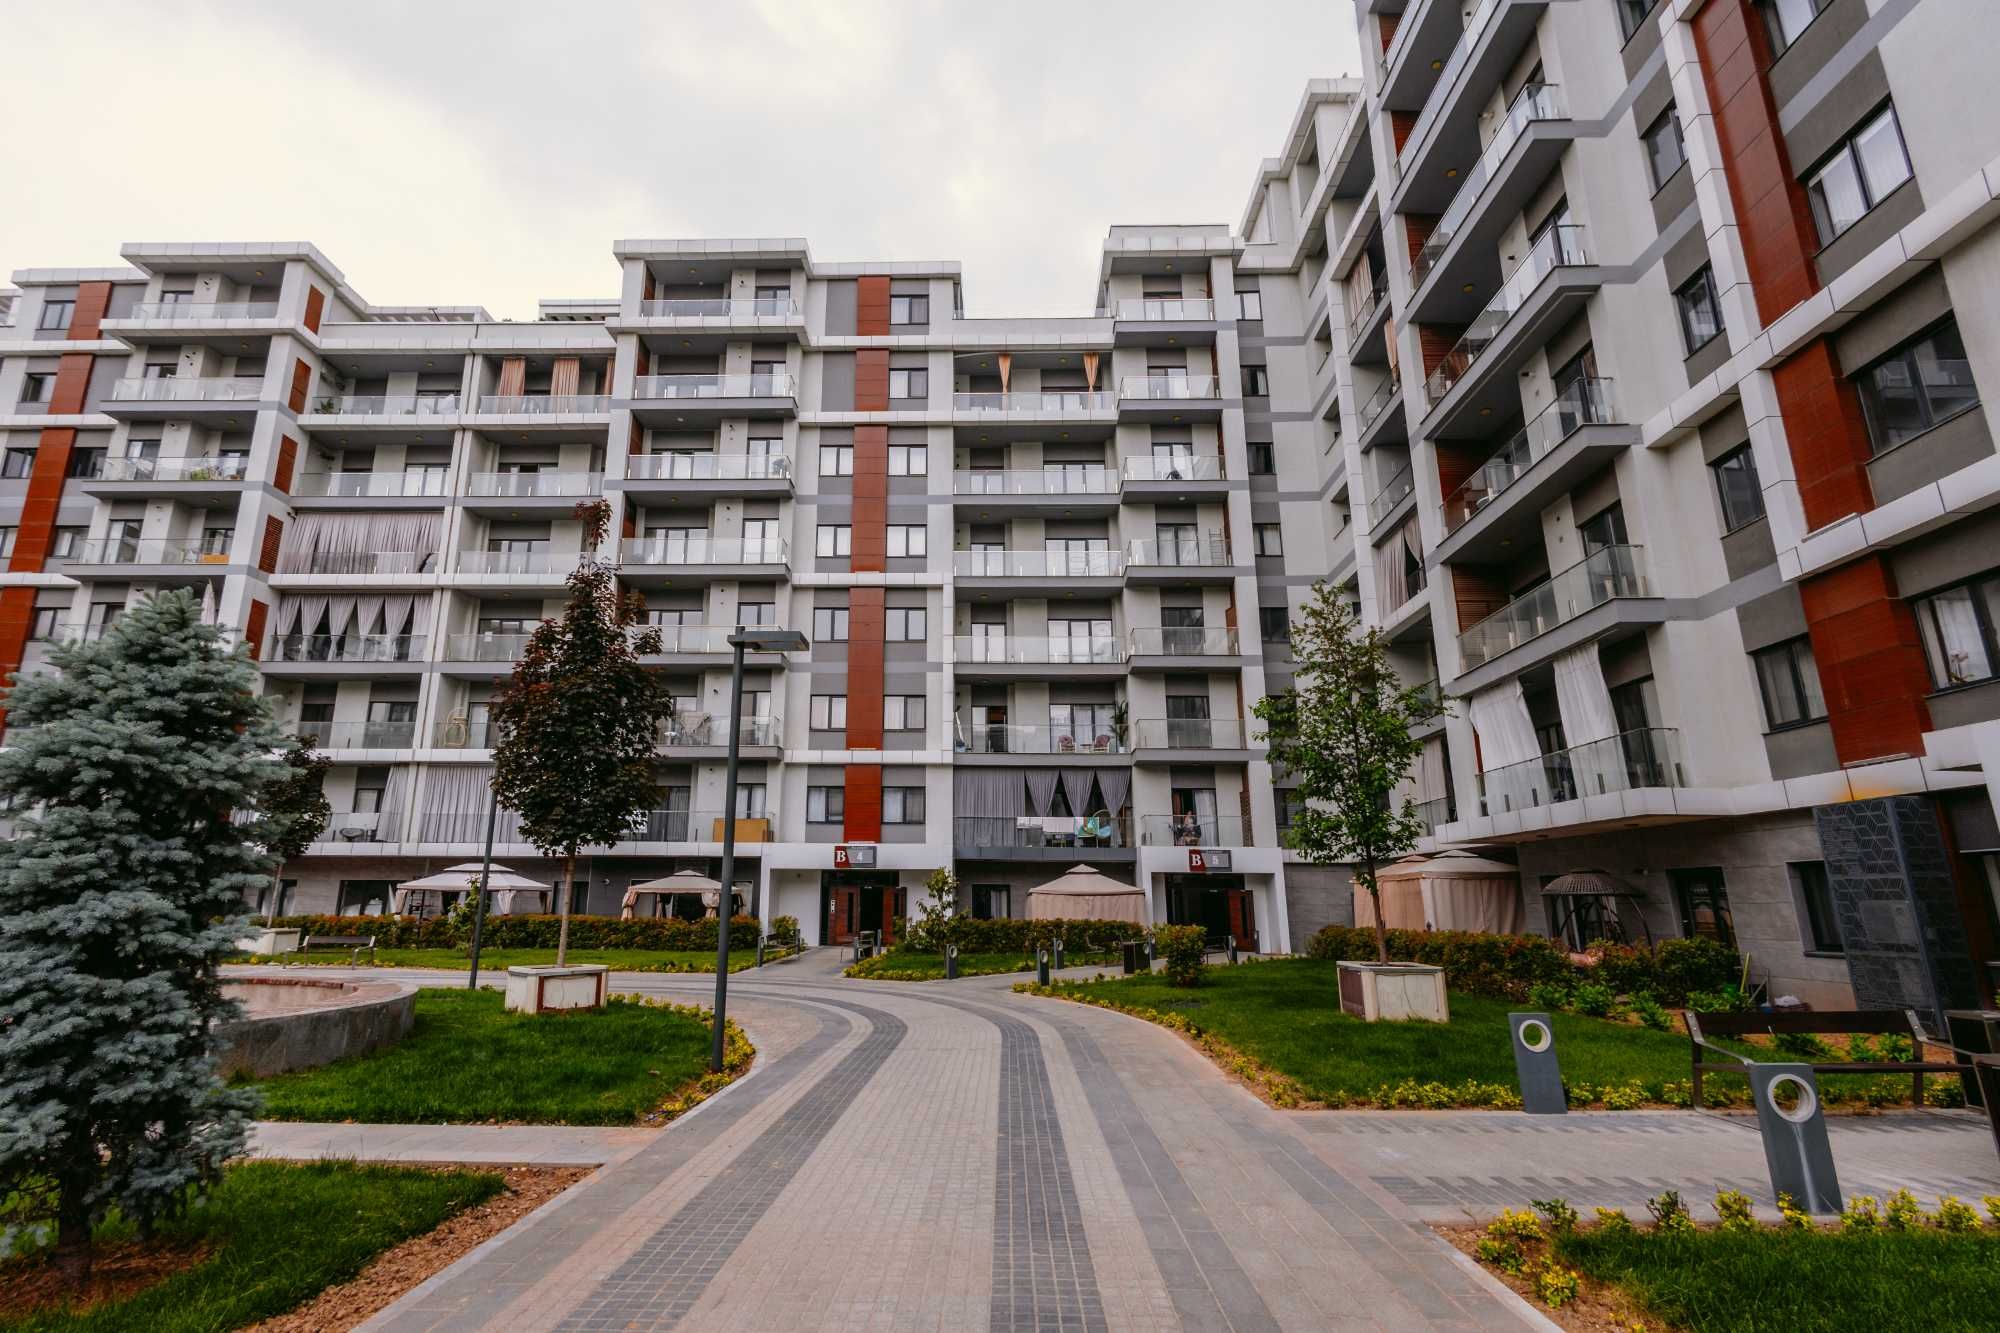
(236, 927), (302, 956)
(505, 964), (610, 1014)
(1336, 961), (1449, 1022)
(215, 977), (417, 1077)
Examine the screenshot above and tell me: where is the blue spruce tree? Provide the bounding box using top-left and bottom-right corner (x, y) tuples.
(0, 589), (284, 1282)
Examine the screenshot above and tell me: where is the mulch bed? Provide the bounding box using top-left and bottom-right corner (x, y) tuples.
(0, 1239), (213, 1323)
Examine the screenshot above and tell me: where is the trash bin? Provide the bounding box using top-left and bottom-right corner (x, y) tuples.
(1120, 940), (1145, 975)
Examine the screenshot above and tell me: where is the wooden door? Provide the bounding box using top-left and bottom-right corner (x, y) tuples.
(828, 887), (860, 944)
(1225, 889), (1258, 953)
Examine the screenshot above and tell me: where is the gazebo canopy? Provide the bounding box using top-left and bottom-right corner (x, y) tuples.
(1540, 869), (1653, 946)
(1026, 864), (1145, 923)
(628, 869), (723, 894)
(1355, 851), (1523, 933)
(396, 862), (545, 892)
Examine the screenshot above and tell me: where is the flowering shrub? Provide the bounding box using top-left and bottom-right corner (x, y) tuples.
(273, 912), (760, 950)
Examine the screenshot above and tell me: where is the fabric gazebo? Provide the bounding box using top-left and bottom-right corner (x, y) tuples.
(622, 869), (746, 920)
(1541, 869), (1654, 946)
(1353, 851), (1523, 933)
(1026, 864), (1146, 924)
(393, 863), (550, 916)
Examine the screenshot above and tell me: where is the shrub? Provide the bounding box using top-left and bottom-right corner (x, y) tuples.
(274, 912), (760, 952)
(1932, 1196), (1980, 1232)
(1592, 1207), (1635, 1233)
(895, 915), (1140, 956)
(1647, 1191), (1693, 1235)
(1686, 983), (1751, 1013)
(1304, 924), (1741, 1006)
(1152, 924), (1207, 987)
(1628, 994), (1672, 1031)
(1715, 1189), (1757, 1232)
(1884, 1189), (1924, 1231)
(1777, 1192), (1815, 1230)
(1527, 980), (1572, 1012)
(1531, 1198), (1579, 1236)
(1841, 1195), (1882, 1231)
(771, 914), (801, 943)
(1984, 1195), (2000, 1227)
(1529, 1257), (1581, 1309)
(1569, 981), (1615, 1017)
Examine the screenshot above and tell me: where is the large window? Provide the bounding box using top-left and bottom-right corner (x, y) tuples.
(1761, 0), (1828, 54)
(815, 524), (852, 558)
(1671, 867), (1736, 948)
(1253, 523), (1283, 556)
(1913, 572), (2000, 689)
(1711, 443), (1765, 531)
(887, 368), (928, 400)
(886, 524), (926, 558)
(1248, 441), (1275, 474)
(1643, 107), (1686, 189)
(19, 372), (52, 404)
(1260, 606), (1290, 644)
(889, 294), (929, 325)
(820, 444), (853, 476)
(1806, 104), (1912, 244)
(809, 694), (847, 730)
(1616, 0), (1658, 42)
(812, 606), (849, 641)
(884, 694), (925, 731)
(1752, 636), (1827, 729)
(882, 787), (926, 823)
(38, 300), (73, 332)
(1791, 861), (1843, 954)
(806, 786), (844, 823)
(885, 606), (926, 641)
(887, 444), (927, 476)
(1241, 365), (1269, 396)
(1675, 266), (1723, 354)
(1854, 318), (1979, 454)
(1235, 289), (1262, 321)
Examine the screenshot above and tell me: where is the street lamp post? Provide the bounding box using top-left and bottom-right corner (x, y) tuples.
(710, 625), (809, 1073)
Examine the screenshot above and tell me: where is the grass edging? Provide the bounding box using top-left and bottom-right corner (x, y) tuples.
(845, 948), (1115, 981)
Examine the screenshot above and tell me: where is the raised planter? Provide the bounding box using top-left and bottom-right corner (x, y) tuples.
(235, 926), (302, 956)
(1336, 960), (1449, 1022)
(214, 977), (417, 1077)
(505, 963), (610, 1014)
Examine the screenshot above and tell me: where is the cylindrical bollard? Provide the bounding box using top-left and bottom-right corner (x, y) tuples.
(1053, 938), (1065, 971)
(1508, 1012), (1567, 1115)
(945, 943), (959, 981)
(1036, 948), (1051, 986)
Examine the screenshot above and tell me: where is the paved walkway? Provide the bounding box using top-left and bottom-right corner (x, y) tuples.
(232, 953), (1999, 1331)
(249, 1122), (654, 1166)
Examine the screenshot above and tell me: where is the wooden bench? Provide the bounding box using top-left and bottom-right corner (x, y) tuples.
(300, 933), (377, 964)
(1684, 1007), (1960, 1106)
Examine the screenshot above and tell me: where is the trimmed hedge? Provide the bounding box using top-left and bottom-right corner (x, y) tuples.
(272, 913), (760, 952)
(1151, 924), (1207, 987)
(902, 916), (1145, 955)
(1304, 925), (1739, 1006)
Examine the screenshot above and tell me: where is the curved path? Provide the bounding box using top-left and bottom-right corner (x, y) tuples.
(322, 950), (1548, 1332)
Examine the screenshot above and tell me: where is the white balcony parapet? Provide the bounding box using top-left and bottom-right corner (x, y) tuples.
(1424, 224), (1590, 406)
(1118, 374), (1220, 401)
(465, 471), (603, 498)
(108, 377), (263, 403)
(627, 453), (792, 481)
(1459, 543), (1647, 668)
(635, 297), (799, 318)
(306, 393), (460, 416)
(953, 391), (1115, 414)
(630, 372), (796, 400)
(952, 467), (1118, 497)
(619, 536), (789, 566)
(952, 635), (1126, 666)
(953, 548), (1123, 578)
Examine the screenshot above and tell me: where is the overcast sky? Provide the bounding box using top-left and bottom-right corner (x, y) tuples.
(2, 1), (1358, 319)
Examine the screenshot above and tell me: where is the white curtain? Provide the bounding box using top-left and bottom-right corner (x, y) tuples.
(377, 765), (411, 839)
(1415, 734), (1448, 803)
(1374, 516), (1422, 614)
(1552, 646), (1617, 744)
(1470, 681), (1549, 816)
(278, 512), (441, 574)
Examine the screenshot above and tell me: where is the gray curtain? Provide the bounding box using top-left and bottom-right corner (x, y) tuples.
(1024, 768), (1061, 817)
(953, 768), (1024, 816)
(1095, 768), (1131, 816)
(1060, 768), (1095, 816)
(377, 764), (411, 839)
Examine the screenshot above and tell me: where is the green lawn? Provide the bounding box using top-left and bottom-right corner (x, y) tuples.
(1556, 1225), (2000, 1332)
(247, 988), (733, 1125)
(248, 946), (756, 973)
(0, 1161), (501, 1332)
(847, 947), (1116, 981)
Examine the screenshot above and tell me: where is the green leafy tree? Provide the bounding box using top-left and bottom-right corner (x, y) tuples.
(256, 735), (332, 924)
(909, 868), (961, 951)
(490, 501), (673, 964)
(1253, 583), (1446, 963)
(0, 590), (280, 1283)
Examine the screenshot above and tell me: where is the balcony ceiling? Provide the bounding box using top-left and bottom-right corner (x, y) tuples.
(1394, 0), (1550, 209)
(1406, 128), (1575, 325)
(1422, 269), (1602, 440)
(1431, 424), (1638, 567)
(1379, 0), (1463, 113)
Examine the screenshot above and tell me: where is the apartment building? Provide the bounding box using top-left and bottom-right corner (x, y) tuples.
(3, 0), (1996, 1026)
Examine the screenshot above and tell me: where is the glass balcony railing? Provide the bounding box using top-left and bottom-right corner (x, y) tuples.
(619, 536), (789, 566)
(1480, 727), (1686, 814)
(124, 301), (280, 322)
(294, 471), (450, 498)
(630, 373), (796, 400)
(1119, 374), (1220, 401)
(291, 719), (419, 750)
(953, 391), (1115, 414)
(1126, 533), (1231, 568)
(626, 809), (779, 842)
(108, 377), (264, 403)
(1424, 224), (1590, 406)
(952, 467), (1118, 496)
(1459, 543), (1648, 668)
(1355, 376), (1399, 437)
(633, 623), (799, 655)
(1131, 718), (1248, 749)
(956, 722), (1125, 755)
(90, 455), (249, 483)
(280, 551), (437, 576)
(953, 549), (1123, 578)
(953, 635), (1126, 666)
(1347, 281), (1389, 343)
(59, 537), (235, 566)
(474, 394), (610, 415)
(443, 632), (533, 662)
(1139, 814), (1252, 847)
(1397, 0), (1504, 169)
(315, 810), (400, 843)
(659, 714), (780, 748)
(1369, 460), (1415, 522)
(268, 634), (426, 664)
(464, 471), (603, 498)
(306, 393), (460, 416)
(1413, 794), (1457, 833)
(1443, 378), (1617, 532)
(1121, 455), (1224, 483)
(433, 715), (495, 749)
(636, 297), (798, 318)
(1412, 84), (1567, 287)
(1112, 298), (1215, 321)
(955, 814), (1130, 850)
(1129, 626), (1240, 656)
(456, 548), (581, 576)
(627, 453), (792, 481)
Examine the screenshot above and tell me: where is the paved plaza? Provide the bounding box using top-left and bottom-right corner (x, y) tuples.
(234, 953), (2000, 1332)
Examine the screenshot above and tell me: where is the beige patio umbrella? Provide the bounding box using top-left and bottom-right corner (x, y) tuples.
(623, 868), (725, 920)
(394, 862), (549, 915)
(1026, 864), (1146, 924)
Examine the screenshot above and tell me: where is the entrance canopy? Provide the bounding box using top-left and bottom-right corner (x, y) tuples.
(393, 862), (550, 916)
(1354, 851), (1522, 933)
(1026, 864), (1145, 923)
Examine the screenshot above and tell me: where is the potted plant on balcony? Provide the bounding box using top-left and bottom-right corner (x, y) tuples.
(1254, 583), (1450, 1021)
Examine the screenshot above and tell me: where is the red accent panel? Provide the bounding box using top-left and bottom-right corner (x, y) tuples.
(274, 435), (299, 493)
(843, 765), (883, 842)
(48, 353), (93, 415)
(846, 588), (885, 751)
(1415, 324), (1458, 378)
(259, 516), (283, 574)
(68, 281), (112, 342)
(1799, 556), (1932, 764)
(851, 425), (888, 573)
(854, 349), (889, 412)
(287, 359), (311, 413)
(855, 276), (892, 336)
(11, 427), (79, 572)
(1390, 111), (1418, 155)
(303, 286), (325, 333)
(1772, 338), (1876, 529)
(0, 586), (38, 717)
(1378, 12), (1399, 52)
(244, 599), (269, 661)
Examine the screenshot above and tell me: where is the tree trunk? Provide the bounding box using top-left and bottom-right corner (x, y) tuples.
(265, 868), (282, 927)
(556, 853), (574, 966)
(54, 1179), (91, 1289)
(1365, 854), (1388, 964)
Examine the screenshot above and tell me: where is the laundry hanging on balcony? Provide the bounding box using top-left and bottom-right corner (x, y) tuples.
(277, 511), (441, 575)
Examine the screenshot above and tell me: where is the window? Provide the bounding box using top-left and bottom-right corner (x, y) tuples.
(1806, 104), (1912, 244)
(812, 606), (849, 641)
(1643, 107), (1686, 189)
(0, 527), (12, 557)
(1913, 573), (2000, 688)
(1616, 0), (1657, 41)
(1752, 636), (1827, 730)
(67, 448), (105, 479)
(889, 294), (929, 325)
(50, 526), (87, 558)
(1241, 365), (1269, 396)
(815, 524), (852, 558)
(809, 694), (847, 730)
(887, 524), (926, 558)
(1675, 266), (1723, 354)
(38, 300), (73, 332)
(820, 444), (854, 476)
(883, 786), (926, 823)
(888, 368), (928, 399)
(806, 786), (844, 823)
(1854, 318), (1979, 453)
(352, 767), (388, 815)
(1761, 0), (1827, 54)
(1791, 861), (1843, 954)
(736, 783), (769, 818)
(887, 444), (926, 475)
(1711, 443), (1765, 531)
(1577, 502), (1628, 554)
(971, 884), (1011, 919)
(1260, 606), (1291, 643)
(1671, 867), (1735, 947)
(884, 694), (925, 731)
(19, 372), (52, 404)
(1248, 441), (1274, 474)
(1253, 523), (1283, 557)
(1235, 289), (1262, 321)
(885, 606), (926, 641)
(28, 606), (63, 640)
(737, 600), (776, 626)
(2, 449), (35, 479)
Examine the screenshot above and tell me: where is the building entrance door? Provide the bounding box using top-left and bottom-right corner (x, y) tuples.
(823, 873), (901, 945)
(1225, 887), (1259, 952)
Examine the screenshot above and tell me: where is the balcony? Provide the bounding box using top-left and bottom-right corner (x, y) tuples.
(1395, 0), (1552, 201)
(305, 393), (460, 419)
(619, 535), (788, 568)
(1346, 278), (1389, 348)
(1421, 225), (1600, 435)
(293, 471), (451, 499)
(622, 453), (793, 496)
(956, 722), (1126, 756)
(1368, 461), (1416, 534)
(463, 471), (604, 512)
(453, 548), (583, 579)
(1436, 378), (1634, 564)
(1458, 544), (1650, 672)
(125, 300), (281, 322)
(1109, 299), (1218, 346)
(952, 635), (1126, 674)
(954, 814), (1134, 859)
(628, 374), (796, 422)
(659, 713), (782, 750)
(57, 537), (235, 569)
(266, 634), (427, 667)
(953, 466), (1118, 498)
(1125, 533), (1235, 583)
(1128, 627), (1240, 661)
(953, 548), (1123, 586)
(433, 715), (496, 750)
(1131, 718), (1250, 753)
(952, 391), (1117, 422)
(626, 809), (779, 844)
(1479, 727), (1686, 816)
(292, 719), (418, 751)
(75, 454), (251, 505)
(1354, 375), (1405, 448)
(1111, 298), (1215, 321)
(1413, 794), (1457, 835)
(442, 632), (533, 664)
(1118, 374), (1221, 405)
(1138, 814), (1253, 847)
(316, 810), (400, 845)
(1377, 0), (1464, 114)
(104, 377), (266, 417)
(272, 551), (437, 580)
(633, 297), (799, 322)
(471, 394), (610, 419)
